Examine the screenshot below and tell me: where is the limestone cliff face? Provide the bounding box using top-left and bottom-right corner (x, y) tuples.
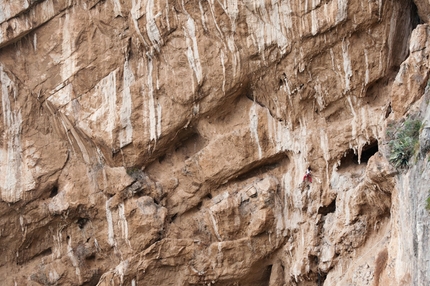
(1, 0), (430, 285)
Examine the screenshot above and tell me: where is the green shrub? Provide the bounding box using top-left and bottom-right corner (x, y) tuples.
(126, 167), (140, 176)
(426, 193), (430, 212)
(388, 118), (422, 169)
(426, 196), (430, 211)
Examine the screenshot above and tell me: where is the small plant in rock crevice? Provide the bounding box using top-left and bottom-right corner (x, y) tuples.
(388, 117), (422, 169)
(126, 167), (140, 176)
(426, 195), (430, 212)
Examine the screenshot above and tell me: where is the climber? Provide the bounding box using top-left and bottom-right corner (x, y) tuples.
(303, 167), (312, 183)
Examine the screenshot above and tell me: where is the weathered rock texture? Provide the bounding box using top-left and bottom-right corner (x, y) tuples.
(1, 0), (430, 285)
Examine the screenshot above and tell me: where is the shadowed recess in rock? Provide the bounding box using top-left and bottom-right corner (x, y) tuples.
(339, 139), (379, 168)
(318, 197), (336, 216)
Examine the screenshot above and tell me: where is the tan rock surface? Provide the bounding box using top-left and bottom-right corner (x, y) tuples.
(1, 0), (430, 285)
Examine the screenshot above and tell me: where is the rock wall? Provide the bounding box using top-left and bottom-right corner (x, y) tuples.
(0, 0), (430, 285)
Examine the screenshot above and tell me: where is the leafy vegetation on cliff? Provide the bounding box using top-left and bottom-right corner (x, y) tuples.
(426, 196), (430, 211)
(387, 118), (422, 169)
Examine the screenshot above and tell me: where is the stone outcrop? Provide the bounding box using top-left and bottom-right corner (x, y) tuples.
(1, 0), (430, 285)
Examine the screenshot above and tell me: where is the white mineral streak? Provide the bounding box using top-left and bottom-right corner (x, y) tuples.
(0, 66), (35, 203)
(225, 0), (238, 32)
(330, 48), (336, 72)
(0, 2), (11, 23)
(220, 49), (226, 93)
(112, 0), (122, 17)
(61, 11), (77, 81)
(131, 0), (149, 47)
(244, 1), (266, 55)
(244, 0), (288, 56)
(58, 110), (91, 164)
(266, 108), (301, 155)
(147, 58), (159, 141)
(0, 0), (33, 23)
(269, 0), (288, 53)
(281, 1), (293, 30)
(217, 242), (224, 268)
(274, 119), (290, 152)
(48, 83), (72, 108)
(314, 82), (325, 109)
(165, 0), (170, 30)
(394, 175), (412, 281)
(43, 0), (55, 18)
(346, 95), (371, 164)
(199, 0), (207, 31)
(67, 236), (82, 283)
(207, 0), (224, 39)
(378, 0), (382, 19)
(48, 270), (60, 284)
(311, 9), (318, 35)
(342, 38), (352, 93)
(347, 95), (357, 140)
(146, 0), (162, 51)
(227, 36), (240, 77)
(157, 102), (162, 138)
(364, 49), (369, 85)
(320, 128), (330, 181)
(53, 227), (63, 259)
(85, 70), (117, 148)
(0, 0), (54, 47)
(336, 0), (348, 24)
(312, 0), (321, 9)
(183, 16), (203, 85)
(106, 197), (116, 247)
(249, 103), (262, 159)
(282, 173), (290, 229)
(118, 203), (131, 247)
(33, 33), (37, 51)
(115, 260), (129, 284)
(19, 215), (24, 232)
(275, 189), (285, 237)
(94, 238), (101, 252)
(120, 60), (134, 148)
(208, 208), (223, 241)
